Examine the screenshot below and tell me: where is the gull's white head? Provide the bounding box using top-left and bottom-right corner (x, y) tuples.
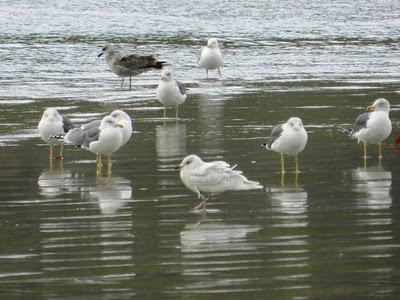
(160, 69), (173, 81)
(368, 98), (390, 113)
(207, 38), (219, 48)
(178, 154), (203, 170)
(99, 115), (124, 131)
(42, 108), (62, 123)
(286, 117), (304, 132)
(110, 110), (131, 123)
(98, 43), (116, 57)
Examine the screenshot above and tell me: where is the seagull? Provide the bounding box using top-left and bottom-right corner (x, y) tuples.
(156, 69), (187, 119)
(351, 98), (392, 164)
(177, 154), (263, 211)
(109, 110), (133, 145)
(98, 43), (166, 90)
(38, 108), (73, 160)
(64, 110), (132, 147)
(198, 38), (223, 78)
(64, 115), (124, 177)
(262, 117), (308, 174)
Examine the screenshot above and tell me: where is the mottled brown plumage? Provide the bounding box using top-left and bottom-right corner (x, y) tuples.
(98, 43), (166, 89)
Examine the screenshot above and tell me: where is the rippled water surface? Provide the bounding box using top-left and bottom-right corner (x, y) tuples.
(1, 0), (399, 299)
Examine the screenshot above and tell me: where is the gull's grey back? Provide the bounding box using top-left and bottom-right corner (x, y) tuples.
(64, 120), (101, 147)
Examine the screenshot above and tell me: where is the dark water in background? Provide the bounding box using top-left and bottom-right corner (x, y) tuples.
(0, 0), (400, 299)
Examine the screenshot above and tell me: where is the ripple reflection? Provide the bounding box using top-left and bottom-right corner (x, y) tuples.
(351, 167), (392, 210)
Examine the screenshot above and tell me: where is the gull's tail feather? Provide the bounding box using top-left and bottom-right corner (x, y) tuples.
(261, 142), (271, 150)
(48, 134), (65, 141)
(238, 179), (263, 190)
(230, 171), (263, 191)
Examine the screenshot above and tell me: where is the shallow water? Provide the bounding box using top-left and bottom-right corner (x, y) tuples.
(0, 0), (400, 299)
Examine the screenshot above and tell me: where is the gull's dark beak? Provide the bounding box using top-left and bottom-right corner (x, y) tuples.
(175, 166), (181, 170)
(261, 143), (267, 148)
(98, 52), (103, 57)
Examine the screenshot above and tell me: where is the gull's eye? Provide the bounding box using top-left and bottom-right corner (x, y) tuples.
(186, 159), (191, 165)
(102, 47), (106, 51)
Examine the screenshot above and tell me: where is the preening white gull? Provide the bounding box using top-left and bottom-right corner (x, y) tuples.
(177, 154), (263, 211)
(109, 110), (133, 146)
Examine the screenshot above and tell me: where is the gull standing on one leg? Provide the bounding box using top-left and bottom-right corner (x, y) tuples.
(98, 43), (166, 90)
(198, 38), (223, 79)
(351, 98), (392, 166)
(262, 117), (308, 174)
(38, 108), (73, 161)
(156, 69), (187, 119)
(177, 154), (263, 211)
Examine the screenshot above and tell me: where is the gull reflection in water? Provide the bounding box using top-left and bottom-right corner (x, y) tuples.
(351, 167), (392, 210)
(37, 166), (81, 198)
(81, 176), (133, 215)
(198, 99), (225, 156)
(180, 218), (261, 253)
(156, 123), (187, 189)
(269, 180), (309, 228)
(156, 123), (187, 159)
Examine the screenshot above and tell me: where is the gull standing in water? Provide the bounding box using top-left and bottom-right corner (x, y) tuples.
(98, 43), (166, 90)
(64, 115), (124, 177)
(38, 108), (73, 160)
(65, 110), (132, 148)
(156, 69), (187, 119)
(262, 117), (308, 174)
(177, 154), (263, 211)
(351, 98), (392, 166)
(198, 38), (223, 78)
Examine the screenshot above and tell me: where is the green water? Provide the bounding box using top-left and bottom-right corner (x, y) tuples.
(1, 0), (400, 298)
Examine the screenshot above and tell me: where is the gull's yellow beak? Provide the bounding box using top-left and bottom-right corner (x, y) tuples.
(115, 123), (124, 128)
(366, 104), (374, 111)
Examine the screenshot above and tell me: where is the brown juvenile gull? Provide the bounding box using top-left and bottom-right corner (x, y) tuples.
(98, 43), (165, 90)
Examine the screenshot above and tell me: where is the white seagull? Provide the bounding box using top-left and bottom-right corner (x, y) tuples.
(262, 117), (308, 174)
(156, 69), (187, 119)
(351, 98), (392, 163)
(38, 108), (73, 160)
(177, 154), (263, 211)
(109, 110), (133, 146)
(198, 38), (223, 78)
(64, 115), (124, 176)
(98, 43), (165, 90)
